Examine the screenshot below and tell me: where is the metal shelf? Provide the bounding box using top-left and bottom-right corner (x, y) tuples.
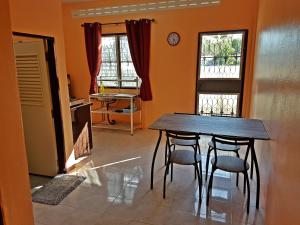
(89, 93), (142, 135)
(92, 121), (142, 131)
(91, 107), (140, 115)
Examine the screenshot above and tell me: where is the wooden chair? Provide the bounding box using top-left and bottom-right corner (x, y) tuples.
(206, 135), (251, 213)
(163, 130), (202, 200)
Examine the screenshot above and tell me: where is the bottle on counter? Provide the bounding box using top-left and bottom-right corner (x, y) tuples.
(99, 81), (105, 94)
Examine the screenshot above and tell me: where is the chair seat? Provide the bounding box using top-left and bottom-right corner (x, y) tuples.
(170, 150), (201, 165)
(171, 138), (198, 146)
(211, 156), (249, 173)
(208, 141), (240, 151)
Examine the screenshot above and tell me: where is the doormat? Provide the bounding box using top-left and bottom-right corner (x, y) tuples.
(32, 174), (86, 205)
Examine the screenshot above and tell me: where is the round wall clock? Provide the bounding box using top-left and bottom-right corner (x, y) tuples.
(167, 32), (180, 46)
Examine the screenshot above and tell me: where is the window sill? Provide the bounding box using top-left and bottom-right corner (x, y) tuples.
(102, 87), (139, 90)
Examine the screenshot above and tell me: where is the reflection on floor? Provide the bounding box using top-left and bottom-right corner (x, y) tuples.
(30, 175), (52, 190)
(33, 129), (265, 225)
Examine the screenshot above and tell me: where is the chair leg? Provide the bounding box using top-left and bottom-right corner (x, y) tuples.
(194, 164), (202, 201)
(171, 163), (173, 182)
(244, 172), (251, 214)
(243, 174), (247, 195)
(163, 161), (170, 199)
(199, 158), (203, 178)
(206, 167), (216, 206)
(197, 144), (202, 175)
(250, 155), (254, 180)
(198, 143), (201, 155)
(164, 139), (168, 166)
(235, 151), (240, 187)
(205, 147), (212, 181)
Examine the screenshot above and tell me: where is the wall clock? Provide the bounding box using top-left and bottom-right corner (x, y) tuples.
(167, 32), (180, 46)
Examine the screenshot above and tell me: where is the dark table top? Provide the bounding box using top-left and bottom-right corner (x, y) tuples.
(149, 114), (270, 140)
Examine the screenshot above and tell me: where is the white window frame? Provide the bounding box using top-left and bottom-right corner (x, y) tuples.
(98, 33), (139, 89)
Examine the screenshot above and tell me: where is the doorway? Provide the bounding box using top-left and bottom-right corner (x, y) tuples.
(12, 32), (65, 179)
(196, 30), (248, 116)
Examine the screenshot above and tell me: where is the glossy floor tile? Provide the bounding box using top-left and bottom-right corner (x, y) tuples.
(33, 129), (265, 225)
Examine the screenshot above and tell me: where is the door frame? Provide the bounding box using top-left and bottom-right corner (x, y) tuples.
(195, 29), (248, 116)
(12, 31), (66, 174)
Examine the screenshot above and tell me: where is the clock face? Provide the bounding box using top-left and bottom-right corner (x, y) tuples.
(167, 32), (180, 46)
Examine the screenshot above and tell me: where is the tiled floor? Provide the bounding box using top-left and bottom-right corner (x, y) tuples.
(33, 129), (265, 225)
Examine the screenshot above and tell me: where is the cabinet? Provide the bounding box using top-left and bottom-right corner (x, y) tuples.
(70, 102), (93, 159)
(89, 93), (142, 135)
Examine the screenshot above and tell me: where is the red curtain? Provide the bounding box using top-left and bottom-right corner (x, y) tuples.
(83, 22), (102, 94)
(126, 19), (152, 101)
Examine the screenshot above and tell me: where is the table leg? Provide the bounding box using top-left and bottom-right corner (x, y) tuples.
(151, 130), (162, 189)
(130, 98), (133, 135)
(250, 154), (254, 179)
(251, 139), (260, 209)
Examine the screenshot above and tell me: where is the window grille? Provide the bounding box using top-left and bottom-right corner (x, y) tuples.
(98, 34), (139, 88)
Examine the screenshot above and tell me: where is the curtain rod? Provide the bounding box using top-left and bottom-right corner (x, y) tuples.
(81, 19), (155, 27)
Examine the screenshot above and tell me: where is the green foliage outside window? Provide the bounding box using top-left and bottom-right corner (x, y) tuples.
(202, 35), (242, 66)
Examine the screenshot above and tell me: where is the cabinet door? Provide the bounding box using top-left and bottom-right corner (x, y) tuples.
(14, 40), (58, 176)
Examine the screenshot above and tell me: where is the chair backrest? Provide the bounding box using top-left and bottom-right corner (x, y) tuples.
(213, 135), (250, 146)
(165, 130), (200, 155)
(211, 135), (251, 168)
(165, 130), (200, 141)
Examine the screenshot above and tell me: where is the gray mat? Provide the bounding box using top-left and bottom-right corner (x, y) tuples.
(32, 174), (86, 205)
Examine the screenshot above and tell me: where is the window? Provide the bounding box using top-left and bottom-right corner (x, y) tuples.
(196, 30), (248, 116)
(98, 34), (139, 88)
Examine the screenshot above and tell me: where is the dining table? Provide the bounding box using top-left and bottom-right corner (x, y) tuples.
(148, 113), (270, 209)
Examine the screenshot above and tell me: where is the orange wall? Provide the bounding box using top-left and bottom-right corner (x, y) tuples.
(0, 0), (34, 224)
(63, 0), (258, 127)
(9, 0), (74, 165)
(251, 0), (300, 224)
